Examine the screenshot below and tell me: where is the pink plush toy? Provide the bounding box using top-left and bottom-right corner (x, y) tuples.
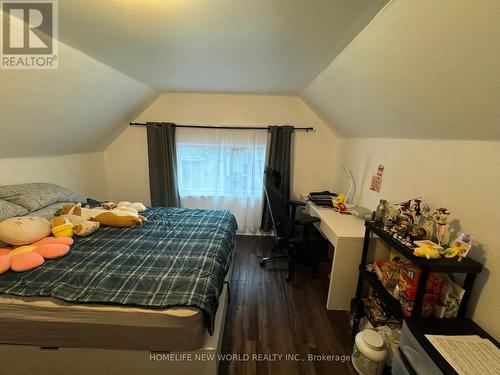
(0, 236), (73, 274)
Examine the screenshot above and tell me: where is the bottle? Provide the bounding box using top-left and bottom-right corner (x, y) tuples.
(352, 329), (387, 375)
(374, 199), (388, 227)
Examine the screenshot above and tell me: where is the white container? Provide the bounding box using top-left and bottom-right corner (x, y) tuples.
(352, 329), (387, 375)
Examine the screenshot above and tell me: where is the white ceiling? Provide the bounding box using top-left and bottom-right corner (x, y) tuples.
(3, 0), (498, 160)
(58, 0), (388, 94)
(304, 0), (500, 140)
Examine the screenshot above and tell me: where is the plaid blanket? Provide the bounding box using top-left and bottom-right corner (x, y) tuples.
(0, 207), (237, 334)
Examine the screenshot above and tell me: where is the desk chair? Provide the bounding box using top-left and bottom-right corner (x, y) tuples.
(259, 168), (325, 282)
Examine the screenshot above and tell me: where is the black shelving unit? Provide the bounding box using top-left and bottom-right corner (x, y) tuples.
(352, 221), (483, 335)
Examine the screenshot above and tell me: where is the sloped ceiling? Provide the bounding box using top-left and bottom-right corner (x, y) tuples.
(303, 0), (500, 140)
(0, 37), (159, 158)
(58, 0), (388, 94)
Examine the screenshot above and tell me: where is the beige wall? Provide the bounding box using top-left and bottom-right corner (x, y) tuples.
(333, 138), (500, 339)
(105, 93), (338, 204)
(0, 152), (108, 199)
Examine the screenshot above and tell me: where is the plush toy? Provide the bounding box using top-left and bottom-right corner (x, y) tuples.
(333, 194), (346, 209)
(72, 219), (100, 237)
(0, 236), (73, 274)
(413, 247), (441, 259)
(60, 204), (145, 228)
(443, 247), (459, 258)
(332, 194), (347, 213)
(51, 215), (100, 237)
(0, 217), (51, 246)
(50, 216), (74, 238)
(117, 201), (147, 213)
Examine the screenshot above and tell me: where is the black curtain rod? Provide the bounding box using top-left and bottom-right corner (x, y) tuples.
(129, 122), (314, 132)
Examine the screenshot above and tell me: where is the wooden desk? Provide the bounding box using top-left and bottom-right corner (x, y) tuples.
(305, 201), (365, 310)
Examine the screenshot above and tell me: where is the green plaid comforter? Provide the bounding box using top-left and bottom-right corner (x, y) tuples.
(0, 207), (237, 334)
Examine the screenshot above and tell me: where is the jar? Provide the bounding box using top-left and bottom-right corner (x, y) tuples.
(352, 329), (387, 375)
(374, 199), (388, 227)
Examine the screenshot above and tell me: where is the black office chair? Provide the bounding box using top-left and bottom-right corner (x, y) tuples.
(259, 168), (325, 282)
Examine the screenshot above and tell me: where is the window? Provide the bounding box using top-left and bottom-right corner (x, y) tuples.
(176, 127), (267, 233)
(177, 144), (266, 197)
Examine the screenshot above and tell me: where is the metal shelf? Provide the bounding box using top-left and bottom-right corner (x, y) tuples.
(352, 221), (483, 335)
(361, 269), (404, 321)
(366, 221), (483, 273)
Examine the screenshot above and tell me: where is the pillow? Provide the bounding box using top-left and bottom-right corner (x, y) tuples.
(29, 202), (76, 221)
(0, 216), (51, 246)
(0, 199), (28, 221)
(0, 183), (81, 212)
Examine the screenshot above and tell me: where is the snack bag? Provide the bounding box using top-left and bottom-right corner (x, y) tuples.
(398, 264), (444, 317)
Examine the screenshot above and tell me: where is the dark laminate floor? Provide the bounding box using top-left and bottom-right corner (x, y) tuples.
(219, 235), (356, 375)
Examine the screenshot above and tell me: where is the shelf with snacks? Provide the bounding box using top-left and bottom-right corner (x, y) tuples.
(359, 268), (404, 321)
(351, 220), (483, 336)
(367, 221), (483, 273)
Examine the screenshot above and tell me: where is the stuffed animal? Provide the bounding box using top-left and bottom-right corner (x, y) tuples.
(0, 217), (51, 246)
(60, 204), (145, 228)
(0, 236), (73, 274)
(117, 201), (147, 213)
(51, 215), (100, 237)
(443, 247), (459, 258)
(333, 194), (347, 213)
(333, 194), (346, 209)
(96, 201), (147, 214)
(50, 216), (74, 238)
(413, 247), (441, 259)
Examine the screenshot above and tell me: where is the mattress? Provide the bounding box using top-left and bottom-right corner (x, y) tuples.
(0, 294), (203, 327)
(0, 207), (237, 335)
(0, 294), (206, 351)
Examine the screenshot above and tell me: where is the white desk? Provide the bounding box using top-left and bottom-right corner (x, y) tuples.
(305, 201), (366, 310)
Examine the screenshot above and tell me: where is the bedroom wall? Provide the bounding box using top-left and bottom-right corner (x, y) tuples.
(104, 93), (338, 204)
(0, 152), (108, 199)
(333, 138), (500, 339)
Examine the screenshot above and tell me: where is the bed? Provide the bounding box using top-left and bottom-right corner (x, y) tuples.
(0, 205), (237, 375)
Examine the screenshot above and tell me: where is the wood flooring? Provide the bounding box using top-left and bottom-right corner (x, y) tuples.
(219, 235), (356, 375)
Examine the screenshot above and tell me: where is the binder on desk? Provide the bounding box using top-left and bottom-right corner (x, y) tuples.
(308, 191), (337, 207)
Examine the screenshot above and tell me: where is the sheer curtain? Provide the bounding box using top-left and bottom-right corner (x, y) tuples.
(176, 127), (267, 234)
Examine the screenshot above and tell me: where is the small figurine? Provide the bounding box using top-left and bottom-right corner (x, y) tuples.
(443, 247), (459, 258)
(432, 208), (451, 246)
(399, 200), (413, 224)
(337, 202), (347, 213)
(413, 247), (441, 259)
(408, 224), (427, 240)
(333, 194), (347, 213)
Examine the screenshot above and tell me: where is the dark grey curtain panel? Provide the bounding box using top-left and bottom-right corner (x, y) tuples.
(146, 122), (181, 207)
(261, 125), (293, 232)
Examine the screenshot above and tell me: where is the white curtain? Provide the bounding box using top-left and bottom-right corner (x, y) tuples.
(176, 127), (268, 234)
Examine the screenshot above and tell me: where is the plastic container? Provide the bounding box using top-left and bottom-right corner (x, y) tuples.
(352, 329), (387, 375)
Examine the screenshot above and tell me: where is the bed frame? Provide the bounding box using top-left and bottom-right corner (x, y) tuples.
(0, 266), (232, 375)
